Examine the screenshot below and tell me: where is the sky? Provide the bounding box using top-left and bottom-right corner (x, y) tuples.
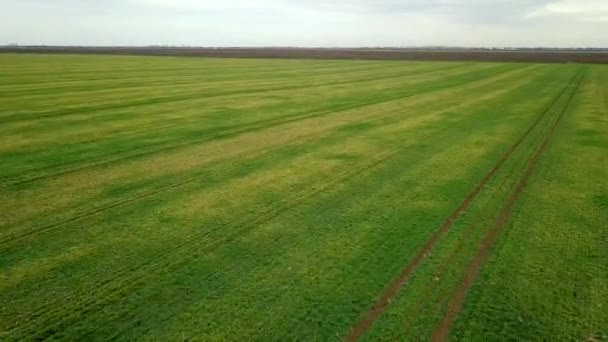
(0, 0), (606, 48)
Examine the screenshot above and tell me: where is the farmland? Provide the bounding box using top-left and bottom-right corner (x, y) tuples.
(0, 54), (606, 340)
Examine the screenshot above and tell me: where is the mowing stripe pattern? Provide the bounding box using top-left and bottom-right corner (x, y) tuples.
(1, 55), (606, 341)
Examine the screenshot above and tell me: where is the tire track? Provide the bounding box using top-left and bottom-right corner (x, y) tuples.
(400, 233), (469, 333)
(344, 67), (583, 342)
(401, 141), (529, 333)
(386, 147), (516, 334)
(431, 67), (586, 342)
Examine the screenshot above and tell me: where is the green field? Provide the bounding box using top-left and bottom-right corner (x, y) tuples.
(1, 54), (606, 341)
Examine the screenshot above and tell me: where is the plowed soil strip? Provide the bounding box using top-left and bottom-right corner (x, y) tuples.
(344, 70), (582, 342)
(432, 68), (586, 341)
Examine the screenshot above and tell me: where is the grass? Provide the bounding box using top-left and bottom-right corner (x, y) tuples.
(450, 65), (608, 341)
(0, 54), (606, 341)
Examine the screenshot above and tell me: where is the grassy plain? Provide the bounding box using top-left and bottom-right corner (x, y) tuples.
(0, 54), (606, 340)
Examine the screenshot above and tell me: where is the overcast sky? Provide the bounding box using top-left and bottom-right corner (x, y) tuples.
(1, 0), (606, 47)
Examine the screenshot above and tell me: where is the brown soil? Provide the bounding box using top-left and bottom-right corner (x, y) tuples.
(2, 47), (608, 64)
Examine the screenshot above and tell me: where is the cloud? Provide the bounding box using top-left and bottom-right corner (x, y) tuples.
(527, 0), (608, 20)
(0, 0), (605, 47)
(133, 0), (548, 19)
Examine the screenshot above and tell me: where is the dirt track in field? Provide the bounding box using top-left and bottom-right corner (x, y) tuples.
(344, 68), (585, 341)
(2, 47), (608, 64)
(431, 68), (587, 341)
